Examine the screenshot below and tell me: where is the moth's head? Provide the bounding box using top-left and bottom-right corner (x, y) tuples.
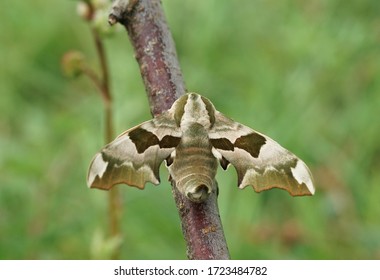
(172, 93), (216, 129)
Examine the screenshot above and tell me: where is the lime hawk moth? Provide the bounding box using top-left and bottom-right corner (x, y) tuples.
(87, 93), (314, 202)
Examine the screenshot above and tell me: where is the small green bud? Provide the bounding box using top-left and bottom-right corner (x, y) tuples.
(61, 51), (86, 78)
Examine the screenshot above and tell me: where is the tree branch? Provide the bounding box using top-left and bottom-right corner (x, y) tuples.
(113, 0), (230, 259)
(116, 0), (185, 116)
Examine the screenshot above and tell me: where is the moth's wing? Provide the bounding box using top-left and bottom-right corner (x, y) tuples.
(209, 112), (315, 196)
(87, 111), (181, 190)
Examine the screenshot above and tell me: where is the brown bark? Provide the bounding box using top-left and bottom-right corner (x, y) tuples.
(117, 0), (185, 116)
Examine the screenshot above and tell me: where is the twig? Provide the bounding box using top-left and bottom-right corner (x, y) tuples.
(91, 27), (122, 260)
(67, 0), (122, 259)
(113, 0), (230, 259)
(90, 27), (114, 142)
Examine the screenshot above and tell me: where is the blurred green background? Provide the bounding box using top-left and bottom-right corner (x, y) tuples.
(1, 0), (380, 259)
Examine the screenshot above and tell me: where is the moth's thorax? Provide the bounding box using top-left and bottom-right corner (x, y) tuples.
(178, 93), (216, 130)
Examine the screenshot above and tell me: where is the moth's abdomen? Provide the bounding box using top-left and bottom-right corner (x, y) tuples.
(169, 144), (218, 203)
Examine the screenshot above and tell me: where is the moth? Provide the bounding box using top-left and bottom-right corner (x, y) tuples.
(87, 93), (315, 202)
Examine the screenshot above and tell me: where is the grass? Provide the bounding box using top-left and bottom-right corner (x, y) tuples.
(0, 0), (379, 259)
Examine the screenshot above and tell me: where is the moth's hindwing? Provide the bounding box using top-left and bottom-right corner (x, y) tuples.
(209, 111), (315, 196)
(87, 111), (181, 190)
